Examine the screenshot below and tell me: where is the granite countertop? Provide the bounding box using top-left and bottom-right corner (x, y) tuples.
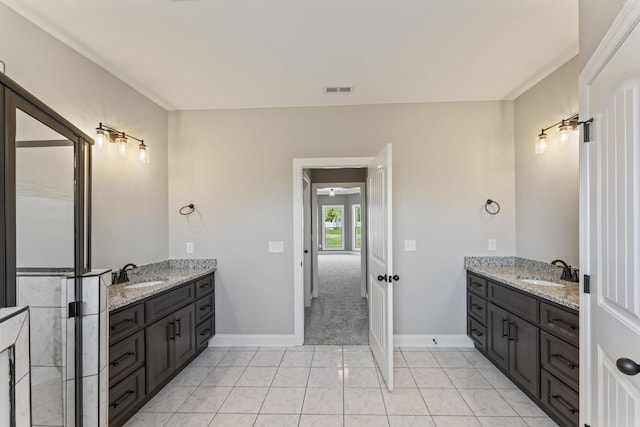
(108, 259), (217, 311)
(464, 257), (579, 311)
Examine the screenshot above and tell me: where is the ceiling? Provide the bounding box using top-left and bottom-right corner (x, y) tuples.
(2, 0), (578, 111)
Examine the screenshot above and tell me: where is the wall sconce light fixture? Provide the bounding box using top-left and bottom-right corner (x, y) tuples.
(95, 122), (149, 163)
(535, 114), (580, 154)
(329, 189), (336, 197)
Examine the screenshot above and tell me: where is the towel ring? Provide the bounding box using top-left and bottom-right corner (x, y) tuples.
(485, 199), (500, 215)
(179, 204), (195, 215)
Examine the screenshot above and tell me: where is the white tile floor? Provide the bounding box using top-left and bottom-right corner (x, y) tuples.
(124, 346), (559, 427)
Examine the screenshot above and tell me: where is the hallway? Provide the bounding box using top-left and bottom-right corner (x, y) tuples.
(304, 253), (368, 345)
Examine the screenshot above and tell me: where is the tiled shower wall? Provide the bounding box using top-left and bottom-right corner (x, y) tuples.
(0, 306), (31, 427)
(17, 271), (109, 427)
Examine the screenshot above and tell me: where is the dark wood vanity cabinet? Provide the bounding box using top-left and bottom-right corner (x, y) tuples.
(109, 272), (215, 426)
(466, 272), (578, 427)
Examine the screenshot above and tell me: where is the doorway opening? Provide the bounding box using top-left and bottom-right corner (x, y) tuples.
(305, 181), (367, 344)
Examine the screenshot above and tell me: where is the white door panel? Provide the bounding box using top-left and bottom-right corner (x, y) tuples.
(584, 13), (640, 426)
(368, 144), (393, 390)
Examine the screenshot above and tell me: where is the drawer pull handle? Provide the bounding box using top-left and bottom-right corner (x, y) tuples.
(550, 318), (577, 331)
(471, 282), (483, 288)
(502, 318), (509, 338)
(471, 328), (483, 337)
(199, 304), (211, 311)
(508, 322), (516, 341)
(471, 304), (483, 311)
(167, 322), (175, 340)
(199, 282), (211, 289)
(551, 353), (577, 370)
(111, 318), (134, 331)
(111, 390), (135, 409)
(549, 394), (578, 415)
(111, 352), (135, 367)
(175, 319), (182, 337)
(200, 328), (212, 336)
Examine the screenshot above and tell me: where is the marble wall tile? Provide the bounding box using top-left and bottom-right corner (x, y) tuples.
(14, 312), (30, 382)
(82, 375), (99, 427)
(31, 366), (64, 426)
(0, 310), (26, 350)
(15, 373), (31, 427)
(82, 276), (100, 315)
(64, 379), (75, 427)
(17, 275), (65, 308)
(82, 313), (99, 377)
(99, 366), (108, 427)
(0, 348), (9, 427)
(30, 307), (64, 367)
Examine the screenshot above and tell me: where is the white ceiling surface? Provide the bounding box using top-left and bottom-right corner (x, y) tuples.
(3, 0), (578, 111)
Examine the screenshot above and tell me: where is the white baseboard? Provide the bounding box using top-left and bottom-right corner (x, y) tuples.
(209, 334), (300, 347)
(208, 333), (472, 348)
(393, 334), (474, 348)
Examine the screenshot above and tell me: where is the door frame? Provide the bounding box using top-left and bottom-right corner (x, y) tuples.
(293, 157), (373, 344)
(311, 182), (367, 299)
(579, 1), (640, 425)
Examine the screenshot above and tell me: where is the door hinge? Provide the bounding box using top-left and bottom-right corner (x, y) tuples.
(581, 118), (594, 143)
(68, 301), (82, 318)
(584, 274), (591, 294)
(585, 424), (591, 427)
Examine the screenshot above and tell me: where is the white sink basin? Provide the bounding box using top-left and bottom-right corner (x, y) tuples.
(519, 278), (566, 288)
(124, 280), (165, 289)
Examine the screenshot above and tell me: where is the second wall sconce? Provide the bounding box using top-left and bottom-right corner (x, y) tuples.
(95, 122), (149, 163)
(535, 113), (579, 154)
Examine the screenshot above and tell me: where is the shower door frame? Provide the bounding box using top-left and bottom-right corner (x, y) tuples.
(0, 71), (93, 425)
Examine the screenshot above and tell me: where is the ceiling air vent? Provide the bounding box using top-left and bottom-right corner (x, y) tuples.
(324, 86), (353, 94)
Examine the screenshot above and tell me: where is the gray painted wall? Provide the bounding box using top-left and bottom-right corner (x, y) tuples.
(579, 0), (626, 69)
(168, 101), (516, 335)
(0, 4), (169, 270)
(514, 57), (579, 267)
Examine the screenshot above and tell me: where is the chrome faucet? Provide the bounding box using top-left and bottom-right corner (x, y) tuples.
(551, 259), (579, 282)
(112, 263), (137, 284)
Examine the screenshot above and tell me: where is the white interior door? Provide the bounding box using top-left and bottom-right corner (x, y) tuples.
(367, 144), (393, 390)
(583, 11), (640, 426)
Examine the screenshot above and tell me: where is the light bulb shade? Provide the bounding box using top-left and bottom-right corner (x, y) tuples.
(116, 135), (127, 155)
(535, 132), (547, 154)
(139, 143), (150, 163)
(95, 128), (107, 147)
(558, 121), (570, 142)
(329, 189), (335, 197)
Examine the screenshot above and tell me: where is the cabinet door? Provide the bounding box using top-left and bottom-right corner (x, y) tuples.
(509, 315), (539, 397)
(146, 316), (174, 393)
(487, 303), (509, 371)
(174, 304), (196, 369)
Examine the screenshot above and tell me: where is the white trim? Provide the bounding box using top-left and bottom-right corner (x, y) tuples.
(352, 203), (362, 251)
(209, 334), (299, 347)
(578, 2), (640, 426)
(580, 0), (640, 86)
(293, 157), (373, 345)
(393, 334), (474, 348)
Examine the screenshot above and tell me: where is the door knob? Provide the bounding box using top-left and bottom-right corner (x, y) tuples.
(377, 274), (387, 282)
(616, 358), (640, 376)
(392, 275), (400, 282)
(304, 250), (309, 253)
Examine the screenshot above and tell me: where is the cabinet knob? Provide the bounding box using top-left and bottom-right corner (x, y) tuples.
(616, 358), (640, 376)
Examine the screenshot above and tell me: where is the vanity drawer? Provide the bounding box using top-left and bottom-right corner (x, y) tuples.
(146, 283), (194, 323)
(195, 274), (214, 298)
(196, 293), (214, 324)
(110, 303), (144, 344)
(109, 330), (145, 385)
(540, 302), (579, 346)
(541, 369), (579, 427)
(109, 366), (146, 427)
(489, 282), (538, 323)
(468, 292), (487, 324)
(467, 274), (487, 297)
(541, 331), (579, 391)
(468, 316), (487, 352)
(196, 317), (214, 349)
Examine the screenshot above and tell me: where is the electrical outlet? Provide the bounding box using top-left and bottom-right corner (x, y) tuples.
(268, 241), (284, 253)
(488, 239), (497, 251)
(404, 240), (417, 251)
(186, 242), (194, 254)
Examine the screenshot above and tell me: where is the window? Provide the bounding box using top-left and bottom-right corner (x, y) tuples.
(352, 204), (361, 251)
(322, 205), (344, 250)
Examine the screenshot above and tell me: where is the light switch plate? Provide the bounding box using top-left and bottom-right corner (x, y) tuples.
(186, 242), (194, 254)
(404, 240), (417, 251)
(488, 239), (497, 251)
(268, 241), (285, 253)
